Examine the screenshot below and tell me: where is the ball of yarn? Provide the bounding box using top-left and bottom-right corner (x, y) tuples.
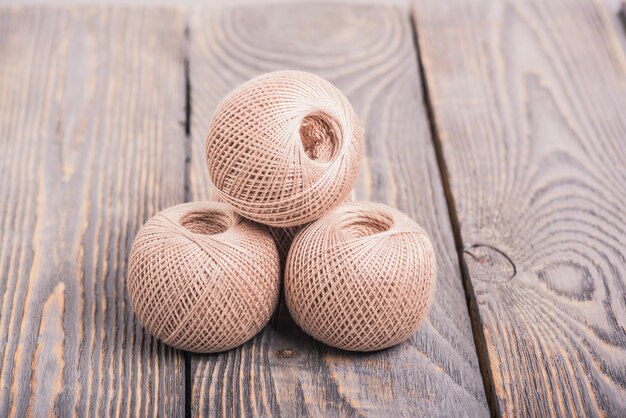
(206, 70), (363, 227)
(285, 202), (437, 351)
(127, 202), (280, 353)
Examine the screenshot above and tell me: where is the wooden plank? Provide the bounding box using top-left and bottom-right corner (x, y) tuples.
(0, 7), (186, 416)
(414, 0), (626, 415)
(188, 3), (489, 416)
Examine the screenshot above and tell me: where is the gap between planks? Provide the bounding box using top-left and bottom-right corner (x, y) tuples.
(408, 12), (499, 417)
(182, 18), (193, 418)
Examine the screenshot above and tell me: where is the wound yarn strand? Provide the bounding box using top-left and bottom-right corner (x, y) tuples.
(205, 71), (363, 227)
(284, 202), (437, 352)
(127, 202), (280, 353)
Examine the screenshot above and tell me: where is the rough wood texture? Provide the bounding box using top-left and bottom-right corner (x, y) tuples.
(0, 7), (186, 416)
(188, 4), (489, 416)
(415, 0), (626, 416)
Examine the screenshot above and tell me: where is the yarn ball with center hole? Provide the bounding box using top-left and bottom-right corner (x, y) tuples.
(285, 201), (437, 351)
(205, 70), (363, 228)
(127, 202), (280, 353)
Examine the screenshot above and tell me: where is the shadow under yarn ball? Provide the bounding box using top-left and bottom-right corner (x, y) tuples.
(285, 202), (437, 352)
(127, 202), (280, 353)
(205, 70), (363, 228)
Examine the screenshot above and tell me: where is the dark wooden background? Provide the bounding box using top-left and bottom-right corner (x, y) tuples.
(1, 1), (625, 416)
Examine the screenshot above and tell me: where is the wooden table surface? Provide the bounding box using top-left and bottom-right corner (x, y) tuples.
(1, 1), (625, 416)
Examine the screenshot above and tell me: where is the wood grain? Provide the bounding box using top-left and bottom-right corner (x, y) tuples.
(600, 0), (626, 54)
(187, 3), (489, 416)
(0, 7), (186, 416)
(414, 0), (626, 415)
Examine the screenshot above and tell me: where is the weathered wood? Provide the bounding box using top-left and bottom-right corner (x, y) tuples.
(188, 3), (489, 416)
(0, 7), (186, 416)
(414, 0), (626, 415)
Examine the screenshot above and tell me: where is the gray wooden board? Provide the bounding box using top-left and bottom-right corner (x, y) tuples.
(187, 3), (489, 416)
(414, 0), (626, 416)
(0, 7), (186, 416)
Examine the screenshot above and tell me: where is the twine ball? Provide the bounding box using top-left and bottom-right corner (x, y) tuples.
(127, 202), (280, 353)
(285, 202), (437, 352)
(206, 70), (363, 227)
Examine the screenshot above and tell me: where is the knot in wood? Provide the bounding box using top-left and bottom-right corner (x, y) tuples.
(276, 349), (298, 359)
(463, 244), (515, 283)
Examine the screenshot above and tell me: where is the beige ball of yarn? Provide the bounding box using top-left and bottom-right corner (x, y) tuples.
(127, 202), (280, 353)
(206, 70), (363, 228)
(285, 202), (437, 352)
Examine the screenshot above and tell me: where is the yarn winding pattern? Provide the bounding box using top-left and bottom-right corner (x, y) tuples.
(127, 202), (280, 353)
(285, 202), (437, 352)
(206, 71), (363, 227)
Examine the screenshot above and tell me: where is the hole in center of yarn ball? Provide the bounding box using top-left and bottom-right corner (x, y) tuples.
(299, 112), (342, 162)
(180, 210), (231, 235)
(340, 211), (394, 239)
